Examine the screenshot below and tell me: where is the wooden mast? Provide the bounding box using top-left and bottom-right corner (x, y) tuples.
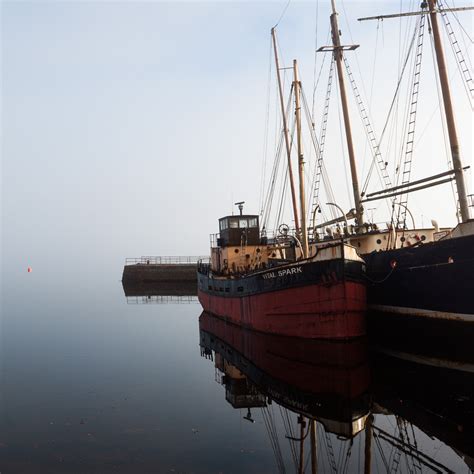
(330, 0), (365, 227)
(310, 419), (317, 474)
(294, 59), (309, 257)
(298, 416), (305, 474)
(427, 0), (471, 222)
(271, 28), (301, 233)
(358, 2), (473, 222)
(364, 414), (373, 474)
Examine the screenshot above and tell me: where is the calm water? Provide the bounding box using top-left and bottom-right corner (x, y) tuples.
(1, 269), (473, 473)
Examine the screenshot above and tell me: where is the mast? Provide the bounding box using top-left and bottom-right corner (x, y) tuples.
(358, 2), (473, 223)
(310, 419), (317, 474)
(330, 0), (365, 227)
(293, 59), (309, 257)
(427, 0), (470, 222)
(364, 414), (373, 474)
(271, 28), (301, 233)
(298, 416), (305, 474)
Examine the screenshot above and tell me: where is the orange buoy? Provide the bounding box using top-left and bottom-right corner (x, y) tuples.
(27, 266), (32, 273)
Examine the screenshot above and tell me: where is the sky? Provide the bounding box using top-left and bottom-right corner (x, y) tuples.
(1, 0), (473, 278)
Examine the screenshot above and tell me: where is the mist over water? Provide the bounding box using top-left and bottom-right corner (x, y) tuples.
(1, 266), (472, 473)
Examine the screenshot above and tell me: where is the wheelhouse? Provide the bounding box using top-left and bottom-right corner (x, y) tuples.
(218, 215), (260, 247)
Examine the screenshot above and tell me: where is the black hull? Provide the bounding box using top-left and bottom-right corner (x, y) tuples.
(365, 233), (474, 318)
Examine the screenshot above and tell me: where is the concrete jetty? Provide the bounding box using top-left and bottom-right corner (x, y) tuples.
(122, 256), (205, 283)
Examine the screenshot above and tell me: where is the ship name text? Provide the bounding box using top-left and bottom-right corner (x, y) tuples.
(262, 267), (303, 280)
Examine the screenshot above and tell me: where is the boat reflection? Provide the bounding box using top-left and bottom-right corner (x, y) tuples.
(121, 280), (198, 304)
(368, 308), (474, 365)
(371, 351), (474, 472)
(199, 311), (474, 473)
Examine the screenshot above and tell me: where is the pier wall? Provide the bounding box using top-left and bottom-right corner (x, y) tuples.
(122, 263), (197, 283)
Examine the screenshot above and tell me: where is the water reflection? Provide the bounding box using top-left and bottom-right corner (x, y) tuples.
(199, 311), (474, 473)
(368, 309), (474, 365)
(3, 274), (472, 473)
(121, 279), (198, 304)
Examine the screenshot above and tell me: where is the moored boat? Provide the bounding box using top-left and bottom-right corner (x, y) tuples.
(197, 7), (369, 340)
(197, 212), (366, 339)
(307, 0), (474, 329)
(355, 1), (474, 325)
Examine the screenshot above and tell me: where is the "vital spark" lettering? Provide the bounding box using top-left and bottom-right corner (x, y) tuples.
(262, 266), (302, 279)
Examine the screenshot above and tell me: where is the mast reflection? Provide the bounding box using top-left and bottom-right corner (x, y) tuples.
(199, 311), (474, 473)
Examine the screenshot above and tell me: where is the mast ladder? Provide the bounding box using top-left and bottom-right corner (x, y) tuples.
(389, 447), (402, 474)
(439, 0), (474, 105)
(310, 58), (335, 228)
(397, 13), (427, 229)
(324, 431), (338, 473)
(343, 56), (393, 192)
(407, 421), (423, 473)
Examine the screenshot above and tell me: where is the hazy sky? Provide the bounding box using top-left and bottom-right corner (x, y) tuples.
(2, 1), (473, 278)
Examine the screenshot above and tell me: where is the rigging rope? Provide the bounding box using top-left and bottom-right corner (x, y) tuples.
(311, 0), (320, 123)
(343, 54), (393, 193)
(311, 28), (332, 122)
(395, 12), (427, 229)
(428, 26), (460, 219)
(302, 79), (337, 222)
(260, 37), (274, 217)
(361, 24), (419, 196)
(373, 432), (391, 472)
(439, 0), (474, 108)
(279, 406), (299, 470)
(309, 57), (335, 227)
(335, 78), (354, 211)
(262, 91), (294, 230)
(274, 0), (292, 29)
(262, 406), (286, 473)
(442, 0), (474, 44)
(274, 119), (296, 232)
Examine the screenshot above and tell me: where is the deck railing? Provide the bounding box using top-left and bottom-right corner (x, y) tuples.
(126, 295), (199, 304)
(125, 256), (208, 265)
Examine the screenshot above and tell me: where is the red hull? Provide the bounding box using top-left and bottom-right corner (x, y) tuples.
(198, 280), (366, 339)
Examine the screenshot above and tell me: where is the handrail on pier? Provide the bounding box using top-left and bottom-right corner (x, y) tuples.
(125, 256), (208, 265)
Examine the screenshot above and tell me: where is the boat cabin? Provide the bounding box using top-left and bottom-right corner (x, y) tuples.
(210, 214), (271, 274)
(217, 215), (260, 247)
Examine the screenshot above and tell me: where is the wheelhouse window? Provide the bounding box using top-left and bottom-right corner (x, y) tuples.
(229, 219), (238, 229)
(248, 217), (258, 228)
(219, 219), (228, 231)
(239, 219), (248, 228)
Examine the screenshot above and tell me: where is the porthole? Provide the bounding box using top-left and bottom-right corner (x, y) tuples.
(376, 239), (382, 244)
(421, 235), (426, 241)
(400, 237), (406, 242)
(234, 248), (239, 253)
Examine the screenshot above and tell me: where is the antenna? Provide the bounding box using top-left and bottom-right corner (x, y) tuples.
(243, 408), (255, 423)
(235, 201), (245, 216)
